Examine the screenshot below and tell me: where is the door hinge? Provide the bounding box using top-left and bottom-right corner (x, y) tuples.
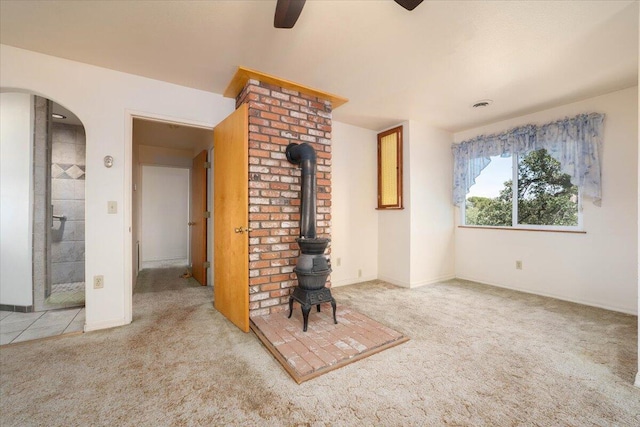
(203, 211), (211, 218)
(203, 261), (211, 268)
(204, 162), (211, 169)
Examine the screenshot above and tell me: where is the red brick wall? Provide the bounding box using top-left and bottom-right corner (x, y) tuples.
(235, 79), (332, 317)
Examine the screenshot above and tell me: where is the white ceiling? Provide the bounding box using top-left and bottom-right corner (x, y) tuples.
(1, 0), (637, 132)
(133, 118), (212, 151)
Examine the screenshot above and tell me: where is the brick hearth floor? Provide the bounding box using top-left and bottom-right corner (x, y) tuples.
(251, 303), (408, 383)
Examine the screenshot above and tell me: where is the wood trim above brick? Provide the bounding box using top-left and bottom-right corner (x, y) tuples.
(224, 66), (348, 109)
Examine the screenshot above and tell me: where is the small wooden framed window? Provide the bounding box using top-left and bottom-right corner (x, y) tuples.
(377, 126), (403, 209)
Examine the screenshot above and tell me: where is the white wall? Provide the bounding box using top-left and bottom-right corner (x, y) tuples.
(140, 166), (189, 266)
(331, 122), (379, 286)
(455, 87), (638, 315)
(377, 121), (456, 287)
(0, 44), (235, 330)
(138, 145), (193, 168)
(408, 121), (456, 286)
(133, 144), (194, 282)
(0, 92), (34, 307)
(378, 123), (411, 286)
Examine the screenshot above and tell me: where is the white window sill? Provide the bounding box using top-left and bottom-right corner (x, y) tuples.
(458, 225), (586, 234)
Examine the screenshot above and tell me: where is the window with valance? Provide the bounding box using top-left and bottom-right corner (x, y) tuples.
(452, 113), (604, 229)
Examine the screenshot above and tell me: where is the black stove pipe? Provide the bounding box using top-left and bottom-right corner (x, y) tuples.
(285, 142), (317, 239)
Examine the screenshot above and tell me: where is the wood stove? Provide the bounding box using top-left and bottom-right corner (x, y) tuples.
(285, 142), (337, 331)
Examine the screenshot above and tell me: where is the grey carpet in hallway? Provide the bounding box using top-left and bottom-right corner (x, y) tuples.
(1, 268), (638, 426)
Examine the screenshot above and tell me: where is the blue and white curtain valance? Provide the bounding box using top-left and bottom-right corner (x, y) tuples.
(452, 113), (605, 207)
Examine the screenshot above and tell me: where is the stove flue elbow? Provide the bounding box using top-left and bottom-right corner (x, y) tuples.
(286, 142), (316, 166)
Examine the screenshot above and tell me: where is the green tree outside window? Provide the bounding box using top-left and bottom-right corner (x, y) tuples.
(465, 149), (578, 227)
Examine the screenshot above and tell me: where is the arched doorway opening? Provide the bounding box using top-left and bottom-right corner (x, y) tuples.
(0, 91), (86, 344)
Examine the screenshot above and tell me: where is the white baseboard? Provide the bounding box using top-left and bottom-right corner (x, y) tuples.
(331, 275), (378, 287)
(376, 274), (457, 289)
(635, 372), (640, 388)
(84, 317), (130, 332)
(410, 273), (456, 289)
(455, 275), (638, 316)
(377, 275), (411, 288)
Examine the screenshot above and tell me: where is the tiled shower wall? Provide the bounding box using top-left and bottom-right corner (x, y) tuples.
(51, 123), (85, 286)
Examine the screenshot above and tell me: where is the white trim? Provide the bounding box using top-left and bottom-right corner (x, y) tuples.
(511, 154), (518, 226)
(331, 275), (378, 287)
(377, 275), (411, 288)
(635, 373), (640, 388)
(124, 111), (133, 325)
(84, 317), (128, 332)
(506, 224), (584, 232)
(410, 274), (457, 288)
(126, 109), (213, 130)
(462, 151), (584, 232)
(124, 109), (215, 325)
(456, 275), (638, 315)
(334, 274), (457, 289)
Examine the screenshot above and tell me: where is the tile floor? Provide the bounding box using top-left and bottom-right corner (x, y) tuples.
(46, 281), (85, 306)
(0, 307), (85, 345)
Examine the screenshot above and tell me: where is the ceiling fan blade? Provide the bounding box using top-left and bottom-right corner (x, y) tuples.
(394, 0), (424, 11)
(274, 0), (307, 29)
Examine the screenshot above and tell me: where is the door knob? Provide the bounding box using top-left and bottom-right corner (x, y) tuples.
(188, 221), (196, 226)
(234, 226), (254, 234)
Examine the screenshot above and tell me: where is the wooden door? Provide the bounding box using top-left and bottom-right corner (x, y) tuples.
(190, 150), (208, 285)
(213, 104), (249, 332)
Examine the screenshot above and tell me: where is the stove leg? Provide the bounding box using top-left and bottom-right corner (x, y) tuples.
(288, 296), (294, 319)
(331, 298), (337, 324)
(317, 304), (321, 312)
(301, 304), (311, 332)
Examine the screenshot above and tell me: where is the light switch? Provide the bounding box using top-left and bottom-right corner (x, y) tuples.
(108, 201), (117, 214)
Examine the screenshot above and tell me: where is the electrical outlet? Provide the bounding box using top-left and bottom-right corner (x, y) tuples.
(107, 201), (117, 214)
(516, 260), (523, 270)
(336, 257), (341, 267)
(94, 275), (104, 289)
(358, 269), (362, 278)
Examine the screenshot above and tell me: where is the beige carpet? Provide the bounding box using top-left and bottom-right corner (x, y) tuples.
(1, 268), (639, 426)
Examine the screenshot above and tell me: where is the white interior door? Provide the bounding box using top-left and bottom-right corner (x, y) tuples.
(141, 165), (189, 268)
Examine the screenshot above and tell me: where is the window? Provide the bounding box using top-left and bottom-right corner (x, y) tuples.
(453, 113), (603, 230)
(377, 126), (403, 209)
(465, 155), (512, 226)
(464, 149), (580, 229)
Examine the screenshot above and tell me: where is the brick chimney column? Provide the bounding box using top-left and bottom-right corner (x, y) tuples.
(235, 79), (332, 317)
